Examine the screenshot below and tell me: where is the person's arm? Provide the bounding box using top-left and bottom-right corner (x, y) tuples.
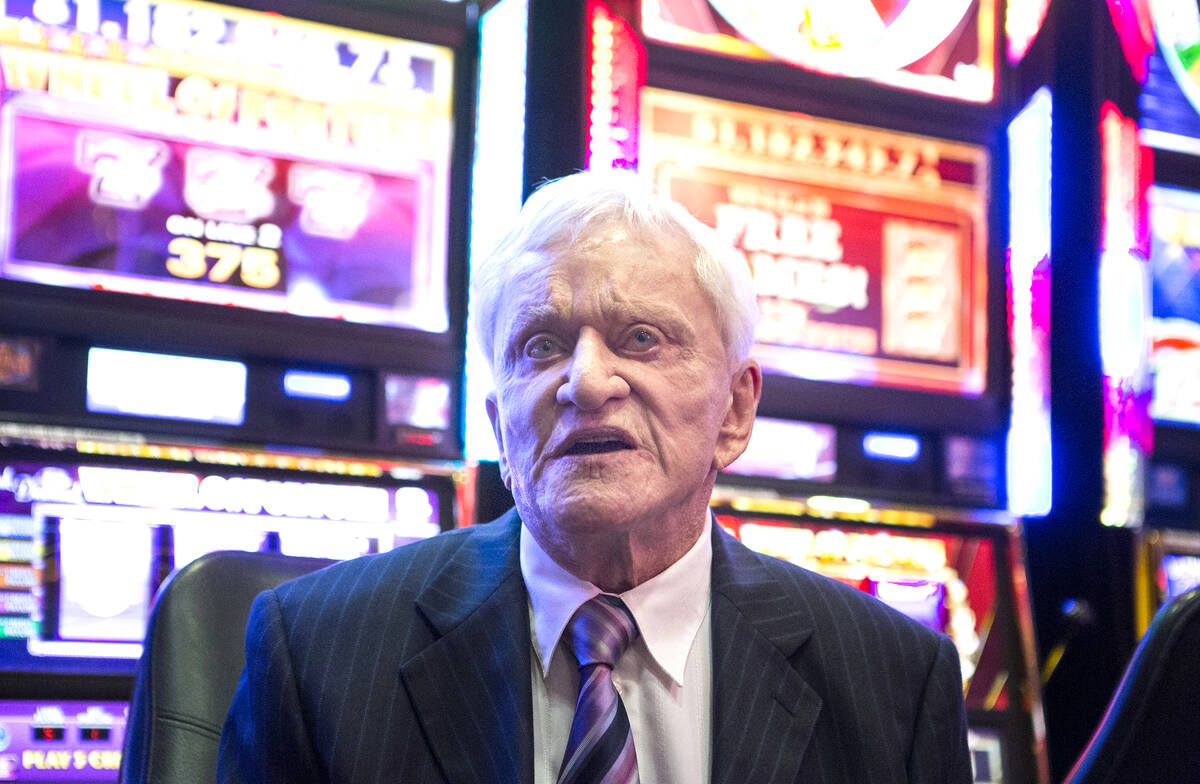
(217, 589), (324, 783)
(907, 634), (973, 784)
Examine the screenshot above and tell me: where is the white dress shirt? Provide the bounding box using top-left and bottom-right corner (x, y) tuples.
(520, 517), (714, 784)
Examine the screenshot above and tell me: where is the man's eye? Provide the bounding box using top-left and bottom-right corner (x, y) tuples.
(524, 336), (560, 359)
(626, 327), (659, 351)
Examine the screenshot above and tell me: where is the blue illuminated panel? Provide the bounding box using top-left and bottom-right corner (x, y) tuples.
(283, 370), (352, 402)
(862, 432), (921, 462)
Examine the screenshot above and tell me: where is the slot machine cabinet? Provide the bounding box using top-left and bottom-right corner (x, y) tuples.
(1133, 0), (1200, 631)
(711, 493), (1038, 784)
(0, 1), (477, 779)
(998, 1), (1162, 778)
(467, 1), (1051, 781)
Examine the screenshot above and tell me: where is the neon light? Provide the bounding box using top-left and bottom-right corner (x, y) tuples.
(736, 523), (816, 564)
(641, 0), (996, 102)
(86, 347), (247, 426)
(1104, 0), (1154, 82)
(862, 432), (921, 462)
(1100, 250), (1148, 379)
(1099, 102), (1154, 527)
(706, 0), (973, 77)
(738, 521), (949, 571)
(283, 369), (352, 401)
(585, 1), (644, 170)
(1006, 87), (1052, 516)
(806, 495), (872, 516)
(465, 0), (529, 461)
(0, 421), (449, 478)
(1101, 102), (1152, 256)
(1006, 0), (1051, 63)
(74, 466), (391, 522)
(25, 638), (143, 659)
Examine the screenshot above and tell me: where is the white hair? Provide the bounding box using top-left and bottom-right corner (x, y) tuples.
(470, 168), (758, 368)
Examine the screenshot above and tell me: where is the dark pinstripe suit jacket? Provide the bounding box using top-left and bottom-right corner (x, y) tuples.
(218, 509), (972, 783)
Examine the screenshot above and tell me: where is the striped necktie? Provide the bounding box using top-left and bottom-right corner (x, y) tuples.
(557, 594), (640, 784)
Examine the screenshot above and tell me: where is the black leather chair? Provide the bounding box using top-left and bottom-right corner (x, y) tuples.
(118, 550), (335, 784)
(1063, 585), (1200, 784)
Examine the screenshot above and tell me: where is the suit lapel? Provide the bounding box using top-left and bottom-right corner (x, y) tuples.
(399, 512), (533, 784)
(710, 525), (822, 784)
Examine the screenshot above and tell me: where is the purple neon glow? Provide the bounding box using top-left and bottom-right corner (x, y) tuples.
(1006, 87), (1052, 517)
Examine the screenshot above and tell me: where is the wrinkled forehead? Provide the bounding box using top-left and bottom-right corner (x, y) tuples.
(512, 222), (691, 279)
(501, 229), (694, 305)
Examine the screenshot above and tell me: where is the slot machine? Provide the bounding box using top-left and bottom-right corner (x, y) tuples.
(1132, 0), (1200, 625)
(0, 1), (475, 780)
(465, 1), (1053, 781)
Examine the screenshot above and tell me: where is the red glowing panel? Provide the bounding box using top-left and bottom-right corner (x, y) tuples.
(1099, 101), (1154, 527)
(639, 88), (988, 396)
(586, 1), (645, 170)
(1105, 0), (1154, 83)
(1101, 102), (1153, 257)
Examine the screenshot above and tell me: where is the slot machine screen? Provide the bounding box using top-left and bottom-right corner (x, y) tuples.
(638, 88), (989, 398)
(1, 458), (447, 672)
(1161, 553), (1200, 600)
(0, 0), (454, 333)
(1148, 185), (1200, 427)
(639, 0), (999, 103)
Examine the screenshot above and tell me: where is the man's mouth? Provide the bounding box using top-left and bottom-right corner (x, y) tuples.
(559, 429), (636, 456)
(565, 439), (634, 455)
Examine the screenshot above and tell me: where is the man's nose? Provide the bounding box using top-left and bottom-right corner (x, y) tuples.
(556, 330), (631, 410)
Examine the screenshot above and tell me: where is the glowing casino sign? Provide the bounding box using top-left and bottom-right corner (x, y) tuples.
(641, 0), (998, 102)
(0, 0), (454, 332)
(638, 88), (988, 396)
(0, 700), (127, 782)
(705, 0), (974, 77)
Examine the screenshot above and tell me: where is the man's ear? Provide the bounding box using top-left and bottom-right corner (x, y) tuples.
(712, 359), (762, 472)
(485, 391), (512, 489)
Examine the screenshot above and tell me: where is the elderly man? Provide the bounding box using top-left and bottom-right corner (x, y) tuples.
(218, 169), (971, 783)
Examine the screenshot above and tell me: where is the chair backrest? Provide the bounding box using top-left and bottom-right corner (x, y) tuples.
(1063, 585), (1200, 784)
(118, 550), (335, 784)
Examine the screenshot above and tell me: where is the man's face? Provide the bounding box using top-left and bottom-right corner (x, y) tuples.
(486, 228), (757, 555)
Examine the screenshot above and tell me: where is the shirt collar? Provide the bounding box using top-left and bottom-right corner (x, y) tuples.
(520, 514), (712, 686)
